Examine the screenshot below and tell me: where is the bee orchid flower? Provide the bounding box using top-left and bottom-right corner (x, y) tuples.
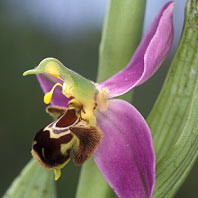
(23, 2), (174, 198)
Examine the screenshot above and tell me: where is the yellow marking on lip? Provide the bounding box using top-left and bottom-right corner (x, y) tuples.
(45, 126), (71, 139)
(60, 137), (77, 155)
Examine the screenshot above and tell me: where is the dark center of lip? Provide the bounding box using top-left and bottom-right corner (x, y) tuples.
(56, 109), (78, 128)
(32, 129), (73, 168)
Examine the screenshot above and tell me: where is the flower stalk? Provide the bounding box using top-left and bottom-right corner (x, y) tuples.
(76, 0), (146, 197)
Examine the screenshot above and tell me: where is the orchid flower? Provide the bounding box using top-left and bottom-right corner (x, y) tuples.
(23, 2), (174, 198)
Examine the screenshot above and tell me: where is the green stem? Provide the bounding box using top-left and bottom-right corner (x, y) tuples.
(76, 0), (146, 197)
(97, 0), (146, 82)
(75, 157), (114, 198)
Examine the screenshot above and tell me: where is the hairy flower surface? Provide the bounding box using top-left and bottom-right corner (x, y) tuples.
(23, 2), (174, 197)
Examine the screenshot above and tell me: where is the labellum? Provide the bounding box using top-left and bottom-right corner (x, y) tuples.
(32, 106), (102, 180)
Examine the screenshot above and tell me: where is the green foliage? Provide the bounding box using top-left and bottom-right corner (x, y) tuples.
(147, 0), (198, 197)
(3, 159), (56, 198)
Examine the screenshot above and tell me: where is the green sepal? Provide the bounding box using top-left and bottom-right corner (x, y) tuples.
(23, 57), (98, 108)
(147, 0), (198, 197)
(3, 159), (56, 198)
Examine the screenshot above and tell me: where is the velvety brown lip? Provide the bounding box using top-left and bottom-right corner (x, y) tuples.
(32, 129), (73, 168)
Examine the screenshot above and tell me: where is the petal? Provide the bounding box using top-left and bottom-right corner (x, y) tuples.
(94, 99), (155, 198)
(100, 1), (175, 98)
(36, 74), (69, 107)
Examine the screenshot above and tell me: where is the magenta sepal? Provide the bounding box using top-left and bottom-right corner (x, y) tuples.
(95, 99), (155, 198)
(99, 2), (174, 98)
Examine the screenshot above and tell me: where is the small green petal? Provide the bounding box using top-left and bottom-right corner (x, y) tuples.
(23, 57), (97, 100)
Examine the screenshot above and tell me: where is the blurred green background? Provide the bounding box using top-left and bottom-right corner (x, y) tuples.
(0, 0), (197, 197)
